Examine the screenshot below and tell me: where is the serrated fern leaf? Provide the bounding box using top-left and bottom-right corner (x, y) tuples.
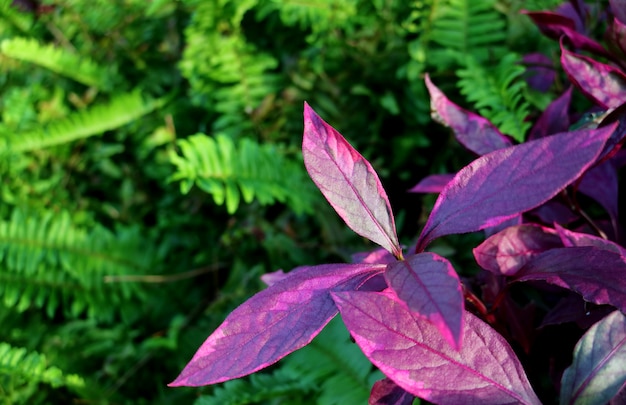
(194, 368), (315, 405)
(456, 53), (532, 142)
(0, 37), (118, 89)
(0, 90), (167, 153)
(169, 133), (315, 215)
(431, 0), (507, 63)
(0, 209), (153, 322)
(0, 342), (85, 393)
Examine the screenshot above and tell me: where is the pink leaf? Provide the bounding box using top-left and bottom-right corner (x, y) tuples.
(303, 103), (402, 258)
(369, 378), (415, 405)
(332, 290), (541, 405)
(516, 247), (626, 312)
(384, 253), (464, 349)
(415, 125), (616, 251)
(560, 311), (626, 405)
(561, 41), (626, 109)
(425, 74), (512, 155)
(408, 173), (455, 194)
(473, 224), (563, 276)
(169, 263), (383, 386)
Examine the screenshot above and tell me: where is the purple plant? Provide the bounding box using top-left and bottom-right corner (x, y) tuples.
(170, 2), (626, 403)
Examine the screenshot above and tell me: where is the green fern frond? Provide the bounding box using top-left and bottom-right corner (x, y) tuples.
(0, 342), (85, 395)
(169, 133), (315, 215)
(194, 368), (315, 405)
(456, 53), (531, 142)
(0, 0), (33, 33)
(0, 37), (118, 89)
(433, 0), (507, 60)
(0, 90), (167, 153)
(0, 209), (153, 322)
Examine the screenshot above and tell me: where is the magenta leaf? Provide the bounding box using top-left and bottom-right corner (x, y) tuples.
(523, 11), (610, 57)
(473, 224), (563, 276)
(611, 0), (626, 24)
(516, 247), (626, 312)
(554, 223), (626, 256)
(385, 253), (464, 349)
(560, 311), (626, 405)
(332, 290), (541, 405)
(303, 103), (402, 258)
(528, 87), (573, 140)
(425, 75), (512, 155)
(415, 125), (616, 251)
(561, 41), (626, 109)
(169, 263), (384, 386)
(408, 173), (455, 194)
(369, 378), (415, 405)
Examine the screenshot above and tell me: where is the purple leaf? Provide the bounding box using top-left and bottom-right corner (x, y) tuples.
(408, 173), (454, 194)
(352, 248), (398, 265)
(332, 290), (541, 405)
(474, 224), (563, 276)
(523, 53), (556, 92)
(560, 311), (626, 405)
(577, 161), (620, 232)
(523, 11), (610, 57)
(415, 125), (616, 251)
(169, 263), (384, 386)
(610, 0), (626, 25)
(260, 269), (288, 286)
(516, 247), (626, 313)
(528, 87), (573, 140)
(384, 253), (464, 349)
(607, 17), (626, 60)
(369, 378), (415, 405)
(303, 103), (402, 258)
(425, 74), (512, 155)
(554, 223), (626, 256)
(561, 41), (626, 109)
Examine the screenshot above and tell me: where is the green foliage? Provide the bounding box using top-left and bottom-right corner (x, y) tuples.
(0, 209), (153, 321)
(0, 342), (86, 404)
(0, 37), (119, 89)
(169, 133), (316, 214)
(456, 53), (532, 142)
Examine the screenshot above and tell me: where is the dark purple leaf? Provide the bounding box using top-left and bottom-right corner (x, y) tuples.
(352, 248), (398, 265)
(474, 224), (563, 276)
(369, 378), (415, 405)
(526, 199), (578, 225)
(408, 173), (454, 194)
(385, 253), (464, 349)
(610, 0), (626, 25)
(523, 53), (556, 92)
(169, 263), (384, 386)
(541, 293), (615, 329)
(554, 223), (626, 256)
(303, 103), (402, 258)
(415, 125), (616, 251)
(607, 17), (626, 60)
(528, 87), (572, 140)
(598, 102), (626, 162)
(560, 311), (626, 405)
(523, 11), (610, 57)
(425, 74), (512, 155)
(577, 161), (620, 232)
(561, 41), (626, 109)
(332, 290), (541, 405)
(516, 247), (626, 312)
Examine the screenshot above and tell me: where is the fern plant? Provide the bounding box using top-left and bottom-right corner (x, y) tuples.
(0, 342), (86, 405)
(0, 209), (154, 322)
(456, 53), (532, 142)
(169, 133), (316, 215)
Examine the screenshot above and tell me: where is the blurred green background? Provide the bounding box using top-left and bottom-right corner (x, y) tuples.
(0, 0), (564, 403)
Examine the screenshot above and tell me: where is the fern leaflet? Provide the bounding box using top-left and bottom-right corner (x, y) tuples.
(0, 37), (119, 89)
(456, 53), (532, 142)
(169, 134), (316, 215)
(0, 90), (167, 153)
